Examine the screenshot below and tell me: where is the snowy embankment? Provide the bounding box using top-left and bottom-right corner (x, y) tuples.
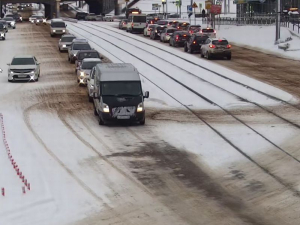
(217, 25), (300, 60)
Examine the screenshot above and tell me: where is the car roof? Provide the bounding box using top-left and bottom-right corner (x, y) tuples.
(13, 55), (34, 58)
(210, 38), (228, 41)
(82, 58), (102, 62)
(96, 63), (140, 82)
(51, 18), (64, 22)
(72, 38), (88, 43)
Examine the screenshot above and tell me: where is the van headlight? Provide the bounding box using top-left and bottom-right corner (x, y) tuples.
(137, 102), (144, 112)
(80, 71), (84, 77)
(62, 44), (66, 47)
(102, 103), (109, 113)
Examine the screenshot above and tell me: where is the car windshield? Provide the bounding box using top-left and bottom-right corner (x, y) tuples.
(82, 61), (101, 69)
(11, 57), (35, 65)
(61, 37), (75, 42)
(3, 18), (14, 21)
(52, 22), (65, 28)
(133, 16), (146, 22)
(203, 28), (214, 33)
(101, 81), (142, 96)
(73, 44), (91, 50)
(212, 40), (229, 45)
(78, 52), (99, 60)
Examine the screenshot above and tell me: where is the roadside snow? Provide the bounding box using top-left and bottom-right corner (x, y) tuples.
(217, 25), (300, 60)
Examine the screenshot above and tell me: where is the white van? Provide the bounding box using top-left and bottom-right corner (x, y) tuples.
(126, 14), (147, 33)
(50, 19), (67, 37)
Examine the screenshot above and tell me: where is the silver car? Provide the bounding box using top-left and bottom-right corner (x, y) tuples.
(58, 34), (76, 52)
(160, 27), (176, 42)
(77, 58), (102, 86)
(68, 39), (91, 63)
(7, 55), (40, 82)
(50, 19), (67, 37)
(2, 17), (16, 29)
(201, 38), (232, 60)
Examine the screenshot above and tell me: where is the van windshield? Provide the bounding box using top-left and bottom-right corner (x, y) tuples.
(52, 22), (66, 27)
(101, 81), (142, 96)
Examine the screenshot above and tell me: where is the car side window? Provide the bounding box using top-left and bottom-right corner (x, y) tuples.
(33, 56), (37, 62)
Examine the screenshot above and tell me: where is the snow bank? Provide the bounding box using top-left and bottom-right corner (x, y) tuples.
(217, 25), (300, 60)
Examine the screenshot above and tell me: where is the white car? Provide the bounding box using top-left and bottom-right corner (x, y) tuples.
(2, 17), (16, 29)
(160, 27), (176, 42)
(200, 27), (217, 38)
(7, 55), (41, 82)
(201, 38), (231, 60)
(77, 58), (102, 86)
(103, 14), (113, 22)
(143, 24), (155, 36)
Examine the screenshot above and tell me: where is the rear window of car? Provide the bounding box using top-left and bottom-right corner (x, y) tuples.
(202, 29), (215, 33)
(157, 26), (165, 31)
(157, 21), (168, 25)
(212, 40), (229, 45)
(190, 26), (201, 31)
(179, 23), (190, 27)
(167, 29), (175, 33)
(133, 16), (146, 23)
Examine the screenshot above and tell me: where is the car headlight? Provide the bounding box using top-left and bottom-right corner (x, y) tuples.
(53, 30), (56, 32)
(80, 72), (84, 77)
(62, 44), (66, 47)
(62, 30), (65, 32)
(137, 102), (144, 112)
(43, 19), (46, 22)
(102, 103), (109, 113)
(36, 20), (39, 22)
(73, 54), (76, 56)
(9, 70), (13, 74)
(0, 33), (3, 37)
(30, 71), (35, 74)
(20, 17), (22, 20)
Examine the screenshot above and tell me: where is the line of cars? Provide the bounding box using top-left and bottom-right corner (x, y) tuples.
(119, 17), (232, 60)
(57, 32), (149, 125)
(0, 13), (22, 40)
(75, 12), (114, 22)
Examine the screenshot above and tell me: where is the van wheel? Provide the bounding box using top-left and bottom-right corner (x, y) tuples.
(98, 116), (104, 125)
(184, 45), (188, 52)
(140, 119), (145, 125)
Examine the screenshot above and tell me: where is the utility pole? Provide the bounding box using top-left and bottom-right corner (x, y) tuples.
(275, 0), (281, 42)
(166, 0), (168, 19)
(162, 0), (166, 19)
(228, 0), (230, 13)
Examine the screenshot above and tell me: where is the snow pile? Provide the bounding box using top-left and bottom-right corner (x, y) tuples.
(217, 25), (300, 60)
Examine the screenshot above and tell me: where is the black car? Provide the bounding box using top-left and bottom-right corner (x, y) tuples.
(76, 12), (88, 20)
(157, 20), (168, 26)
(75, 50), (103, 72)
(184, 34), (209, 53)
(169, 31), (190, 47)
(150, 25), (166, 40)
(177, 22), (190, 31)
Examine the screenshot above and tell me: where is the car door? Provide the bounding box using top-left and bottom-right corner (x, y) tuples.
(87, 67), (95, 96)
(161, 28), (167, 40)
(202, 39), (210, 54)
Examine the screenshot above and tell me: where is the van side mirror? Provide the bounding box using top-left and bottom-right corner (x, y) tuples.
(144, 91), (149, 98)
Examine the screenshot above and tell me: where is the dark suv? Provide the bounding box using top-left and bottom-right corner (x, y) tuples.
(184, 34), (209, 53)
(169, 31), (190, 47)
(150, 25), (166, 40)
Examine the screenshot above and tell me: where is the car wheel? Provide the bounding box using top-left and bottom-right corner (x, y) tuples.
(169, 41), (171, 46)
(206, 52), (211, 60)
(8, 79), (12, 82)
(71, 59), (75, 64)
(227, 55), (232, 60)
(51, 34), (54, 37)
(189, 48), (193, 54)
(140, 118), (145, 125)
(3, 37), (5, 40)
(98, 116), (104, 125)
(184, 45), (188, 52)
(126, 29), (128, 33)
(88, 94), (93, 103)
(34, 77), (39, 82)
(200, 50), (204, 58)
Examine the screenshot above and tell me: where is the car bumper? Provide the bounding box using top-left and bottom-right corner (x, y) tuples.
(132, 28), (144, 32)
(99, 111), (145, 123)
(51, 30), (66, 35)
(8, 72), (37, 81)
(210, 49), (231, 56)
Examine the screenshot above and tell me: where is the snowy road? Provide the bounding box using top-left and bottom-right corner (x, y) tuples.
(1, 22), (300, 225)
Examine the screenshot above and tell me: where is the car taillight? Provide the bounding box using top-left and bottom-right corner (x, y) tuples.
(193, 41), (196, 44)
(148, 28), (151, 31)
(200, 30), (203, 34)
(175, 35), (179, 41)
(227, 44), (232, 48)
(214, 30), (217, 34)
(123, 22), (125, 25)
(131, 23), (134, 27)
(190, 30), (193, 34)
(209, 44), (216, 48)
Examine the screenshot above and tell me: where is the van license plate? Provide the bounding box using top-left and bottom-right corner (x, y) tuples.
(117, 116), (130, 119)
